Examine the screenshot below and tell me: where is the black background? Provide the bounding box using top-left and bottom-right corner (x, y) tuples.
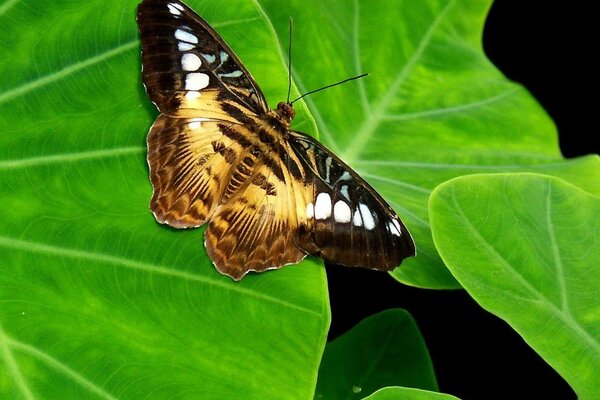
(326, 1), (596, 399)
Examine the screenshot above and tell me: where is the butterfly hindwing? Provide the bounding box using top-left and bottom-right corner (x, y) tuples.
(137, 0), (268, 118)
(204, 137), (307, 279)
(289, 131), (416, 269)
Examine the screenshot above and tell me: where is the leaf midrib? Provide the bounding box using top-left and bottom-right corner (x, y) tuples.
(450, 189), (600, 355)
(0, 41), (138, 106)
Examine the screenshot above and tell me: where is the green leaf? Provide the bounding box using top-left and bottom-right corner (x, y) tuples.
(259, 0), (600, 288)
(362, 387), (461, 400)
(315, 309), (436, 399)
(429, 173), (600, 399)
(0, 1), (328, 398)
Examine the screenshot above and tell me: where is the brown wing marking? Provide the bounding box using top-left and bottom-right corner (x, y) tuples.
(147, 115), (247, 228)
(204, 142), (309, 280)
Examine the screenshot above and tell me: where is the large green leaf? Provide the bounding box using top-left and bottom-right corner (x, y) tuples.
(0, 1), (327, 398)
(315, 309), (436, 399)
(259, 0), (600, 288)
(1, 0), (598, 396)
(429, 173), (600, 399)
(362, 387), (461, 400)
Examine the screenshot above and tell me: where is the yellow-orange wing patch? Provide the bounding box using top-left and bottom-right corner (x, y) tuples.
(204, 141), (311, 280)
(147, 115), (248, 228)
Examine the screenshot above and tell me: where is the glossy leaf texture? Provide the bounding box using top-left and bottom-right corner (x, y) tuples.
(430, 174), (600, 399)
(0, 1), (327, 398)
(315, 309), (437, 399)
(260, 0), (600, 288)
(363, 387), (461, 400)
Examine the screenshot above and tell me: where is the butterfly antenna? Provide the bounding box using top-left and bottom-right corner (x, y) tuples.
(290, 73), (369, 105)
(286, 17), (293, 104)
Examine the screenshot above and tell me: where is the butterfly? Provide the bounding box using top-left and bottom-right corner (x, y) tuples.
(136, 0), (416, 280)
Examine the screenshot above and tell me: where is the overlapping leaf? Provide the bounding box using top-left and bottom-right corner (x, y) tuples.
(363, 387), (461, 400)
(430, 174), (600, 399)
(316, 309), (437, 399)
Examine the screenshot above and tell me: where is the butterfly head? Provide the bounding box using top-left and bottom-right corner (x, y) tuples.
(275, 102), (296, 123)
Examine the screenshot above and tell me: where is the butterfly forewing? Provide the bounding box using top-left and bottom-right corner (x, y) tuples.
(137, 0), (416, 280)
(288, 131), (416, 269)
(137, 0), (268, 117)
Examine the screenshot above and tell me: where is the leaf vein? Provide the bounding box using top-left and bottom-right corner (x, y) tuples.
(380, 87), (522, 121)
(0, 325), (36, 400)
(545, 182), (569, 312)
(0, 40), (138, 106)
(352, 0), (370, 114)
(3, 332), (118, 400)
(342, 0), (458, 163)
(0, 146), (145, 170)
(0, 0), (19, 17)
(360, 171), (431, 194)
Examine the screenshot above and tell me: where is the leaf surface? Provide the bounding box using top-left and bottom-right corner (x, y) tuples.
(430, 173), (600, 399)
(0, 1), (327, 398)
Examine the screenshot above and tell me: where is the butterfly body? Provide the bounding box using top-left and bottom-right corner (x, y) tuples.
(138, 0), (416, 280)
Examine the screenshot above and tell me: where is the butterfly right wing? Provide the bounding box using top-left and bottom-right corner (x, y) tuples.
(287, 131), (416, 270)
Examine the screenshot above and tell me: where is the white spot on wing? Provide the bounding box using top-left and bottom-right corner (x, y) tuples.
(359, 203), (376, 230)
(167, 3), (182, 15)
(185, 73), (209, 90)
(388, 220), (402, 236)
(185, 90), (201, 100)
(218, 70), (243, 78)
(339, 171), (352, 181)
(306, 203), (314, 219)
(389, 218), (402, 236)
(181, 53), (202, 71)
(340, 185), (350, 201)
(202, 53), (216, 64)
(178, 42), (195, 51)
(353, 208), (362, 226)
(315, 193), (332, 220)
(333, 201), (351, 223)
(175, 28), (198, 44)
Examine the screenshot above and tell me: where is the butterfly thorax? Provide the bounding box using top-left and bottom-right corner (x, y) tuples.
(274, 102), (295, 124)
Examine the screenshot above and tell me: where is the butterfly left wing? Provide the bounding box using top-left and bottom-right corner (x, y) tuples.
(287, 131), (416, 270)
(138, 0), (274, 228)
(137, 0), (268, 119)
